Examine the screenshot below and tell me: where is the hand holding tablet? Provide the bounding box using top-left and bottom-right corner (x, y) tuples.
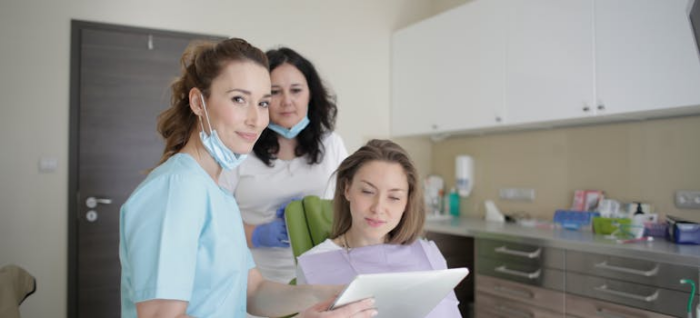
(330, 268), (469, 318)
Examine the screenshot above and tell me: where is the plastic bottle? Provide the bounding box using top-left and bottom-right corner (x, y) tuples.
(449, 187), (460, 217)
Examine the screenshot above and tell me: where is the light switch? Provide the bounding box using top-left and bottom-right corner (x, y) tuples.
(38, 157), (58, 173)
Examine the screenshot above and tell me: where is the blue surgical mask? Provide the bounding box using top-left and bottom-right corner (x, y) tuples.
(198, 95), (247, 170)
(267, 115), (310, 139)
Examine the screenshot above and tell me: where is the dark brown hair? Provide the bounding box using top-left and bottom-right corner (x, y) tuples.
(155, 38), (268, 166)
(253, 47), (338, 166)
(331, 139), (425, 244)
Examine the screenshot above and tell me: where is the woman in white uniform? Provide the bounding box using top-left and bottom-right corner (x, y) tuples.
(221, 47), (348, 284)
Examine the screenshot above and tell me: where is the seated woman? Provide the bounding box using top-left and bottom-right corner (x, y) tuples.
(295, 139), (461, 317)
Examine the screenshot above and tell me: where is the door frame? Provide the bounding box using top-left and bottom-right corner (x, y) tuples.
(67, 20), (225, 317)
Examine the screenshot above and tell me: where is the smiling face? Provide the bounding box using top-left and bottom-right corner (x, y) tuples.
(197, 60), (271, 154)
(344, 160), (409, 246)
(269, 63), (310, 129)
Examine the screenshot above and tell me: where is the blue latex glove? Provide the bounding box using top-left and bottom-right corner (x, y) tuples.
(275, 196), (303, 219)
(252, 219), (290, 248)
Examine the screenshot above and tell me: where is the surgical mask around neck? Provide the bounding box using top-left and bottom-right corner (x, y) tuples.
(268, 115), (310, 139)
(198, 94), (247, 170)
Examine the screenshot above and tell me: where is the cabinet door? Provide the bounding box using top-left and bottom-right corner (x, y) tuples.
(392, 20), (440, 136)
(595, 0), (700, 115)
(391, 0), (507, 137)
(566, 293), (676, 318)
(506, 0), (595, 125)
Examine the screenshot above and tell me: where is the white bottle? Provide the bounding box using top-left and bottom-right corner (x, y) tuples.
(455, 155), (474, 197)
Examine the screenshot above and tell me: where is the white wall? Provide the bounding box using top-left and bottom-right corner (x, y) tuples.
(0, 1), (435, 317)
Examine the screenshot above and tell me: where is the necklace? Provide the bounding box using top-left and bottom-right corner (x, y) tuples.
(342, 233), (352, 251)
(340, 233), (360, 275)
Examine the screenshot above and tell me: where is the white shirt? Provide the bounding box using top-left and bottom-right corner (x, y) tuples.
(220, 132), (348, 283)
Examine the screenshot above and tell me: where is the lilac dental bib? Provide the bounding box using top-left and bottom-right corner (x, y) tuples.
(298, 240), (436, 285)
(297, 240), (462, 318)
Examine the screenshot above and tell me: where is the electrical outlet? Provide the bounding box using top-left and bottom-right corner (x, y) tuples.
(675, 190), (700, 209)
(499, 188), (535, 201)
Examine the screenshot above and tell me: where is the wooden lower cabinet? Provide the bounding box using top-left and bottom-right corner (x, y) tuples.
(475, 274), (564, 318)
(476, 292), (563, 318)
(565, 293), (675, 318)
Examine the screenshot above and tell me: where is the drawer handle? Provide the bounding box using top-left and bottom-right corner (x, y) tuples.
(594, 284), (659, 303)
(494, 246), (541, 259)
(495, 265), (541, 279)
(496, 305), (534, 318)
(494, 285), (534, 299)
(596, 307), (639, 318)
(594, 261), (659, 277)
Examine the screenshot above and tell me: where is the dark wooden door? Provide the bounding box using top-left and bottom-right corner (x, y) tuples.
(69, 21), (223, 318)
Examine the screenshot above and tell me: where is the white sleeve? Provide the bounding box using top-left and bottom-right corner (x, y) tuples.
(218, 167), (240, 194)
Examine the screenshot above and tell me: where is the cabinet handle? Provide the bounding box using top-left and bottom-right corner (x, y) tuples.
(494, 246), (541, 259)
(494, 265), (541, 279)
(596, 307), (635, 318)
(496, 305), (534, 318)
(493, 285), (534, 299)
(594, 261), (659, 277)
(597, 104), (606, 111)
(583, 106), (591, 112)
(594, 284), (659, 303)
(495, 116), (502, 122)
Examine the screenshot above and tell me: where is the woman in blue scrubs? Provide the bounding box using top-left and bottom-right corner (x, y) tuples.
(119, 38), (376, 318)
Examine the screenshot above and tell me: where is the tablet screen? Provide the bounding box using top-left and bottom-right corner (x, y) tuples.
(330, 268), (469, 318)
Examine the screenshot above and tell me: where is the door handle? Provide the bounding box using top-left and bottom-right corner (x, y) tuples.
(86, 197), (113, 208)
(494, 246), (541, 259)
(493, 285), (534, 299)
(594, 284), (659, 303)
(495, 305), (533, 318)
(494, 265), (541, 279)
(594, 261), (659, 277)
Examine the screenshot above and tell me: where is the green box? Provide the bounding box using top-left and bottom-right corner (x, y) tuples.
(593, 217), (631, 235)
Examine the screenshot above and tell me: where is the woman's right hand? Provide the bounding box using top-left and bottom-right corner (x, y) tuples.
(298, 297), (377, 318)
(251, 219), (289, 248)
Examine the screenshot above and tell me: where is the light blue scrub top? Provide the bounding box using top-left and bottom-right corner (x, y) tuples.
(120, 153), (255, 318)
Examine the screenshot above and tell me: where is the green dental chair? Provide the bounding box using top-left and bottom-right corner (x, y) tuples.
(277, 196), (333, 318)
(284, 195), (334, 261)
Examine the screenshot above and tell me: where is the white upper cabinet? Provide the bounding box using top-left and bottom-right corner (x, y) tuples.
(505, 0), (596, 125)
(594, 0), (700, 116)
(391, 0), (700, 137)
(391, 0), (507, 137)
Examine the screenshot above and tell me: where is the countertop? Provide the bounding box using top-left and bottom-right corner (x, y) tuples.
(424, 217), (700, 267)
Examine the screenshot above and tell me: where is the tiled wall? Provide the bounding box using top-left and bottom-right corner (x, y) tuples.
(400, 115), (700, 222)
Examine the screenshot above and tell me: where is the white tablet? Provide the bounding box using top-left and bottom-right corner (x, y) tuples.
(330, 267), (469, 318)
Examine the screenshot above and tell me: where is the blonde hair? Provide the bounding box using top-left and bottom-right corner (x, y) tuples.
(155, 38), (268, 166)
(331, 139), (425, 244)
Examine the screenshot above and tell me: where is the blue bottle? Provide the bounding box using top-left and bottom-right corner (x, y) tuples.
(449, 187), (460, 217)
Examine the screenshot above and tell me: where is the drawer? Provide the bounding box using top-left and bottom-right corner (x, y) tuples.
(475, 292), (563, 318)
(566, 250), (700, 294)
(476, 274), (564, 313)
(477, 257), (565, 291)
(477, 238), (564, 269)
(566, 272), (698, 317)
(566, 293), (675, 318)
